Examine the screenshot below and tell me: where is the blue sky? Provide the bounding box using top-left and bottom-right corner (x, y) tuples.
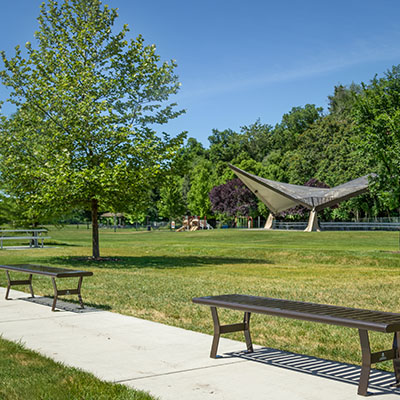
(1, 1), (400, 146)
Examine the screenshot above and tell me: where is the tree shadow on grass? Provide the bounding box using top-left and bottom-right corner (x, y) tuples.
(45, 255), (273, 270)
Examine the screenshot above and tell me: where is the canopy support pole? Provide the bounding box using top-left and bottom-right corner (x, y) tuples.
(264, 213), (275, 230)
(304, 208), (321, 232)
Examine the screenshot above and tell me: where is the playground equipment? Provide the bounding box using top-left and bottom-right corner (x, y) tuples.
(176, 216), (213, 232)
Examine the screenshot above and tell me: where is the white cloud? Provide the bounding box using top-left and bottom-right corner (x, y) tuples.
(178, 35), (400, 100)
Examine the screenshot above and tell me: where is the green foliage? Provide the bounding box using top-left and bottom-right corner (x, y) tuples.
(271, 104), (323, 153)
(353, 65), (400, 210)
(0, 0), (185, 254)
(208, 129), (243, 163)
(258, 104), (325, 185)
(328, 83), (361, 118)
(291, 115), (366, 185)
(181, 137), (207, 162)
(0, 193), (23, 226)
(124, 211), (147, 225)
(157, 176), (187, 220)
(239, 120), (273, 162)
(187, 160), (214, 217)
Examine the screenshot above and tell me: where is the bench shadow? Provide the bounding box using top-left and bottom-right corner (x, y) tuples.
(21, 296), (111, 313)
(46, 256), (272, 270)
(225, 347), (400, 397)
(46, 241), (79, 247)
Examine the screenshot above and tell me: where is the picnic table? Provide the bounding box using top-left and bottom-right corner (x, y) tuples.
(1, 264), (93, 311)
(0, 229), (50, 249)
(192, 294), (400, 396)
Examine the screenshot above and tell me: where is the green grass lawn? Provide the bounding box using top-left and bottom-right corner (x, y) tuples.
(1, 227), (400, 372)
(0, 336), (155, 400)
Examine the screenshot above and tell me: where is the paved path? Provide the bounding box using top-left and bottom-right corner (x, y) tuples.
(1, 287), (400, 399)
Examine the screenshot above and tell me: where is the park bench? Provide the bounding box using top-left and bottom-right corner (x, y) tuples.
(0, 229), (51, 249)
(192, 294), (400, 396)
(0, 264), (93, 311)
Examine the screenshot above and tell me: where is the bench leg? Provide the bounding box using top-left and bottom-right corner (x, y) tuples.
(393, 332), (400, 387)
(28, 274), (34, 297)
(51, 276), (85, 311)
(51, 278), (58, 311)
(358, 329), (371, 396)
(5, 271), (11, 299)
(210, 307), (220, 358)
(209, 307), (253, 358)
(77, 276), (84, 308)
(5, 271), (35, 300)
(358, 329), (400, 395)
(243, 312), (253, 353)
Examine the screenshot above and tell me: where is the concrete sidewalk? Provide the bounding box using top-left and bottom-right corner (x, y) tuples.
(1, 287), (399, 399)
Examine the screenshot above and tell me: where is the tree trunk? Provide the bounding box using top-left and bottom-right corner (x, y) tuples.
(91, 198), (100, 259)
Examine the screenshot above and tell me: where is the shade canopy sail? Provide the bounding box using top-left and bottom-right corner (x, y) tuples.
(229, 164), (372, 214)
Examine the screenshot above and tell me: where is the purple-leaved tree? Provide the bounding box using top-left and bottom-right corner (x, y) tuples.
(209, 178), (257, 216)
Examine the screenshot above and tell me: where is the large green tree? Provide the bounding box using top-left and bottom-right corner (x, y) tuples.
(353, 65), (400, 211)
(208, 129), (242, 164)
(271, 104), (323, 153)
(157, 176), (187, 222)
(0, 0), (185, 258)
(187, 160), (214, 217)
(239, 120), (273, 163)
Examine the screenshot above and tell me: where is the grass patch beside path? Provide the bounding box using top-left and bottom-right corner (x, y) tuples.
(1, 227), (400, 371)
(0, 336), (155, 400)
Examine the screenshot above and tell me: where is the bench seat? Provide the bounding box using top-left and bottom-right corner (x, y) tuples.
(192, 294), (400, 396)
